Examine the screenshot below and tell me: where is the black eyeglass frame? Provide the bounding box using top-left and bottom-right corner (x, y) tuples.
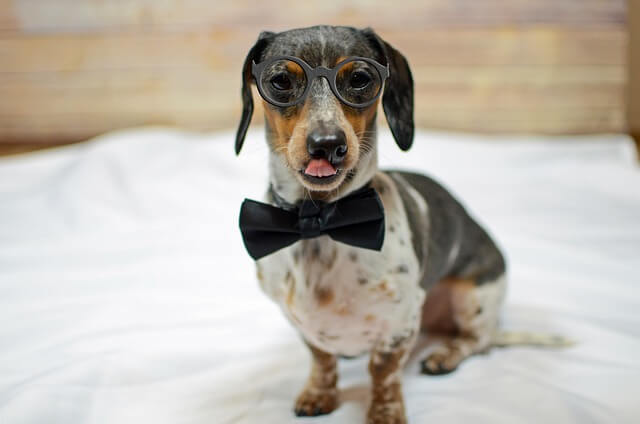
(251, 55), (389, 108)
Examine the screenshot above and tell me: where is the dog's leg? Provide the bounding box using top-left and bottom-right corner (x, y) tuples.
(420, 275), (506, 375)
(367, 336), (416, 424)
(294, 342), (339, 416)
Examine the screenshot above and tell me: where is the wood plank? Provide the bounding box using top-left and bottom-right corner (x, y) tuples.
(386, 29), (627, 66)
(0, 142), (70, 156)
(0, 105), (625, 146)
(0, 1), (18, 31)
(0, 28), (626, 75)
(629, 0), (640, 156)
(0, 98), (625, 132)
(0, 64), (624, 90)
(1, 0), (626, 33)
(0, 69), (627, 141)
(0, 80), (624, 116)
(411, 65), (625, 85)
(0, 63), (624, 129)
(0, 30), (244, 73)
(412, 107), (624, 134)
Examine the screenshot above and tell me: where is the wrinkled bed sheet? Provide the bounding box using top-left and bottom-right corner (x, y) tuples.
(1, 128), (639, 424)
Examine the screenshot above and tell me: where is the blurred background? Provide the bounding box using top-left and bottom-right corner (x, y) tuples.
(0, 0), (637, 155)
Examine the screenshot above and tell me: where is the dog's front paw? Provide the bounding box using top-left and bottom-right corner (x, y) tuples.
(294, 387), (338, 417)
(367, 401), (407, 424)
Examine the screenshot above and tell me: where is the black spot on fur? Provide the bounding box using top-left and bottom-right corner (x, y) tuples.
(358, 277), (368, 285)
(311, 242), (320, 258)
(395, 264), (409, 273)
(391, 335), (406, 349)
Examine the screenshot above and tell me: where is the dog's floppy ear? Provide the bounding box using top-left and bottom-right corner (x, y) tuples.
(361, 28), (414, 151)
(235, 31), (275, 155)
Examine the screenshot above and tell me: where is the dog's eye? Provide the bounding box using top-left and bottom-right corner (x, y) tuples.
(350, 71), (371, 89)
(270, 73), (292, 91)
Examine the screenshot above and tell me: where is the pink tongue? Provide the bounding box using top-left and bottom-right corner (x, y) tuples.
(304, 159), (337, 178)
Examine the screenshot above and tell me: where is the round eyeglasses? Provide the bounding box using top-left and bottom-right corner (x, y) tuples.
(252, 56), (389, 108)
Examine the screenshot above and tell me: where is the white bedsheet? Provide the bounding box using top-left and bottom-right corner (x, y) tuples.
(1, 128), (639, 424)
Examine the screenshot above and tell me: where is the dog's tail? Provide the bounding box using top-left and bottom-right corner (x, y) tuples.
(491, 331), (575, 348)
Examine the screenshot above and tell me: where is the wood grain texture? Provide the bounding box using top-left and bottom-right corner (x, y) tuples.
(629, 0), (640, 156)
(0, 0), (629, 153)
(0, 0), (626, 32)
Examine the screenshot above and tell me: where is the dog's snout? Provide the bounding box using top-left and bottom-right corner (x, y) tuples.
(306, 129), (348, 164)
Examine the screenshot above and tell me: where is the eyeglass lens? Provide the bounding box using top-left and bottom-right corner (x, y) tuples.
(259, 59), (308, 106)
(335, 60), (382, 106)
(259, 59), (382, 106)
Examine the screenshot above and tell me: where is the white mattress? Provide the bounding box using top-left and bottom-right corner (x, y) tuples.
(1, 128), (639, 424)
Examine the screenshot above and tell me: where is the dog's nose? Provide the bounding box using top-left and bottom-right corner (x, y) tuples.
(306, 129), (348, 164)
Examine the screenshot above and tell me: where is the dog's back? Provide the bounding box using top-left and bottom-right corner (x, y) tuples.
(387, 170), (506, 289)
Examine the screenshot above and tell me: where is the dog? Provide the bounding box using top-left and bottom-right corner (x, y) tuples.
(235, 25), (509, 424)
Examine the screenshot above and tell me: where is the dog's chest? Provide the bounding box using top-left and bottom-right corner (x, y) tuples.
(256, 174), (426, 356)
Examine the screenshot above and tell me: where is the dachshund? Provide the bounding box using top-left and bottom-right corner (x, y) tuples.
(235, 25), (509, 424)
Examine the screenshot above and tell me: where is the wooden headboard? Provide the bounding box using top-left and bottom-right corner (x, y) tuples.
(0, 0), (630, 154)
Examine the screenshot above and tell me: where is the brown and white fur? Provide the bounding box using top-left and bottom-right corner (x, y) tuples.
(235, 26), (536, 424)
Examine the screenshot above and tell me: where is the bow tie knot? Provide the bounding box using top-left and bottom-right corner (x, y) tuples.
(298, 201), (330, 238)
(239, 186), (385, 260)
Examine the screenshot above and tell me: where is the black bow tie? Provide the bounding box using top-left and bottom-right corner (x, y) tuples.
(239, 185), (385, 260)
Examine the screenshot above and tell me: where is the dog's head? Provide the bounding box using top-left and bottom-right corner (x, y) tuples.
(235, 26), (414, 194)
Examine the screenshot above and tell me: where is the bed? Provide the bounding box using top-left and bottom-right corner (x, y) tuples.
(1, 128), (638, 423)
